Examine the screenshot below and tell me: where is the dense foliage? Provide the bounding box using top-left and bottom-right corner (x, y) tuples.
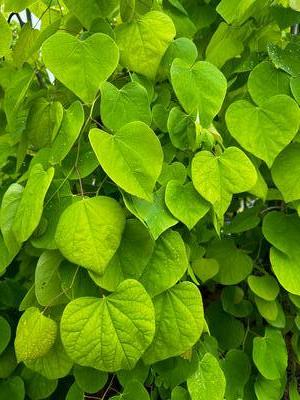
(1, 0), (300, 399)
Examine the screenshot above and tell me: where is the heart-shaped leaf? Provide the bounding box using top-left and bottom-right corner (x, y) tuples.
(171, 59), (227, 128)
(262, 211), (300, 295)
(165, 181), (210, 229)
(89, 122), (163, 201)
(116, 11), (175, 80)
(226, 95), (300, 167)
(15, 307), (57, 362)
(55, 197), (126, 275)
(60, 279), (155, 372)
(100, 81), (151, 131)
(42, 32), (119, 103)
(271, 143), (300, 202)
(143, 282), (204, 364)
(191, 147), (257, 217)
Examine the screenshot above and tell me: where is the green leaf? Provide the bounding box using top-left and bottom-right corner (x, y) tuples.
(262, 212), (300, 295)
(0, 346), (17, 379)
(0, 183), (23, 254)
(226, 95), (300, 167)
(247, 274), (279, 301)
(12, 164), (54, 243)
(73, 365), (107, 393)
(0, 376), (25, 400)
(21, 368), (58, 400)
(15, 307), (57, 362)
(171, 386), (190, 400)
(49, 101), (84, 165)
(192, 147), (257, 217)
(253, 328), (288, 380)
(216, 0), (257, 24)
(0, 13), (12, 58)
(192, 258), (219, 283)
(25, 337), (72, 380)
(248, 61), (291, 106)
(0, 316), (11, 355)
(89, 219), (154, 291)
(26, 98), (64, 149)
(66, 382), (84, 400)
(272, 143), (300, 202)
(117, 360), (149, 386)
(221, 350), (251, 400)
(61, 279), (155, 371)
(165, 181), (209, 230)
(138, 230), (188, 297)
(291, 76), (300, 103)
(63, 0), (118, 28)
(187, 353), (226, 400)
(143, 282), (204, 364)
(35, 250), (68, 307)
(221, 286), (253, 318)
(4, 0), (37, 12)
(89, 122), (163, 201)
(55, 197), (125, 275)
(254, 296), (279, 321)
(42, 32), (119, 103)
(123, 187), (178, 239)
(158, 37), (198, 80)
(268, 41), (300, 77)
(120, 380), (150, 400)
(120, 0), (136, 22)
(158, 162), (187, 186)
(116, 11), (176, 80)
(167, 106), (196, 151)
(100, 81), (151, 131)
(206, 239), (253, 284)
(171, 59), (227, 128)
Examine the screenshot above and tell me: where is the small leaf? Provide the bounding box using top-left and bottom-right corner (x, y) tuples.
(247, 274), (279, 301)
(15, 307), (57, 362)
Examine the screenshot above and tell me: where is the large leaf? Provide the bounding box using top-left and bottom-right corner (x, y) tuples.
(191, 147), (257, 217)
(262, 212), (300, 295)
(89, 122), (163, 201)
(253, 328), (288, 380)
(15, 307), (57, 362)
(42, 32), (119, 103)
(100, 81), (151, 131)
(0, 13), (12, 57)
(143, 282), (204, 364)
(116, 11), (176, 80)
(226, 95), (300, 167)
(171, 59), (227, 128)
(12, 164), (54, 243)
(271, 143), (300, 202)
(61, 279), (155, 371)
(55, 197), (126, 275)
(187, 353), (226, 400)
